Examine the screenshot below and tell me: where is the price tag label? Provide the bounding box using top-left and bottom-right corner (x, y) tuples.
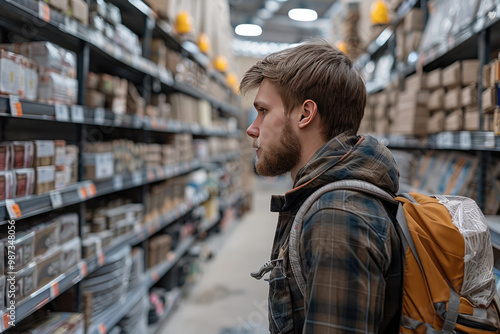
(5, 199), (21, 219)
(167, 251), (176, 261)
(79, 261), (88, 277)
(459, 131), (472, 149)
(113, 175), (123, 190)
(78, 187), (88, 201)
(94, 108), (106, 125)
(55, 104), (70, 122)
(3, 312), (9, 331)
(86, 183), (97, 197)
(99, 323), (106, 334)
(50, 282), (60, 298)
(98, 253), (105, 266)
(38, 1), (50, 22)
(132, 171), (142, 185)
(49, 190), (63, 209)
(71, 105), (85, 123)
(152, 271), (159, 282)
(9, 95), (22, 117)
(148, 170), (155, 182)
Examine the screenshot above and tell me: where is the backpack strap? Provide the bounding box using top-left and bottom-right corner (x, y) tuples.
(289, 179), (423, 296)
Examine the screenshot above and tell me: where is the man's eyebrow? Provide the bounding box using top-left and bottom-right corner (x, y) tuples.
(254, 101), (269, 109)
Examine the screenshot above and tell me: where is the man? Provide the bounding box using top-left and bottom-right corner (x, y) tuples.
(241, 39), (403, 333)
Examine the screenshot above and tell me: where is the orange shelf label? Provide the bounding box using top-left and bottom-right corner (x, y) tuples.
(39, 2), (50, 22)
(79, 187), (88, 200)
(3, 313), (10, 330)
(50, 282), (59, 298)
(98, 253), (105, 266)
(79, 262), (88, 277)
(99, 323), (106, 334)
(152, 271), (159, 281)
(88, 184), (97, 196)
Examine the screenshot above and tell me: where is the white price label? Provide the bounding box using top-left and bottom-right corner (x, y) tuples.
(79, 261), (88, 277)
(459, 131), (472, 149)
(55, 104), (70, 122)
(94, 108), (105, 125)
(38, 1), (50, 22)
(4, 199), (21, 219)
(9, 95), (22, 117)
(132, 171), (142, 185)
(71, 105), (85, 123)
(49, 190), (63, 209)
(113, 175), (123, 190)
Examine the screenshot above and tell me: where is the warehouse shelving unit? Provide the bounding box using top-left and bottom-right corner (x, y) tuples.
(0, 0), (245, 332)
(358, 0), (500, 247)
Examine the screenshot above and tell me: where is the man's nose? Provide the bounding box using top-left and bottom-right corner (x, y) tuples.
(246, 121), (259, 138)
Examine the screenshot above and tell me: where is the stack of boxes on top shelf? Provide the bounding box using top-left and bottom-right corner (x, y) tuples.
(90, 0), (141, 56)
(396, 8), (425, 63)
(0, 141), (78, 201)
(482, 54), (500, 134)
(43, 0), (89, 25)
(0, 42), (78, 105)
(0, 213), (80, 308)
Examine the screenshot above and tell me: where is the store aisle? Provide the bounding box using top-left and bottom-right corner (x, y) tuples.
(159, 176), (293, 334)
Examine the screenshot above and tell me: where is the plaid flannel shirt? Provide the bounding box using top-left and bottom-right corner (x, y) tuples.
(266, 133), (402, 333)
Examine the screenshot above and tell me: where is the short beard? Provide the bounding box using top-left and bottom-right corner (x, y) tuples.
(256, 124), (301, 176)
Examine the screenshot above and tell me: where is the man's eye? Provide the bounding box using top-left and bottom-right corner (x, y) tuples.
(259, 108), (267, 114)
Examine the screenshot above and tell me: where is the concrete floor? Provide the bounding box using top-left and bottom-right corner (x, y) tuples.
(159, 176), (292, 334)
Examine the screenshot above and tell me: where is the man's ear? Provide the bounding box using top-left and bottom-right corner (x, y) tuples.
(298, 99), (318, 129)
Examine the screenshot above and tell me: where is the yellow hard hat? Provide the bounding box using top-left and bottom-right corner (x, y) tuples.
(214, 55), (228, 72)
(176, 11), (193, 34)
(226, 72), (238, 88)
(370, 0), (390, 25)
(198, 33), (210, 54)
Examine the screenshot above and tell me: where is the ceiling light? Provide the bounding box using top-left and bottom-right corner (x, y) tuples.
(265, 0), (280, 13)
(235, 24), (262, 36)
(288, 8), (318, 21)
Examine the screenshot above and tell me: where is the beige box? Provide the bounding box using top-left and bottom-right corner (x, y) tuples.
(464, 108), (480, 131)
(427, 111), (445, 134)
(144, 0), (173, 20)
(461, 84), (478, 107)
(404, 31), (422, 58)
(374, 105), (387, 119)
(494, 108), (500, 135)
(36, 247), (62, 287)
(374, 119), (390, 134)
(151, 39), (167, 68)
(24, 58), (38, 101)
(442, 61), (461, 88)
(444, 87), (461, 110)
(34, 140), (55, 167)
(404, 8), (425, 32)
(45, 0), (68, 12)
(35, 165), (56, 195)
(444, 109), (464, 131)
(86, 89), (105, 108)
(425, 69), (442, 89)
(405, 73), (426, 91)
(87, 72), (99, 90)
(483, 63), (492, 89)
(461, 60), (480, 86)
(392, 107), (429, 136)
(482, 87), (497, 113)
(69, 0), (88, 25)
(0, 49), (23, 96)
(485, 114), (494, 131)
(427, 88), (445, 110)
(15, 168), (35, 198)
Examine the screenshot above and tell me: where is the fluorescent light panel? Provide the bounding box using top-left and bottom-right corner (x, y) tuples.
(288, 8), (318, 21)
(235, 24), (263, 36)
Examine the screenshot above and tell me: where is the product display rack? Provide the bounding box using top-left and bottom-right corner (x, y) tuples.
(0, 0), (244, 331)
(357, 0), (500, 232)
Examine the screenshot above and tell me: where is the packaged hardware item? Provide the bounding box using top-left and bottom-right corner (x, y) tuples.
(20, 42), (76, 77)
(91, 13), (105, 32)
(3, 231), (35, 273)
(24, 57), (38, 101)
(14, 168), (35, 198)
(44, 0), (69, 13)
(10, 312), (85, 334)
(33, 221), (60, 257)
(60, 237), (81, 273)
(34, 140), (55, 167)
(69, 0), (89, 25)
(36, 247), (62, 287)
(0, 171), (15, 201)
(93, 0), (107, 18)
(55, 140), (66, 168)
(38, 72), (78, 104)
(12, 141), (34, 169)
(82, 235), (101, 259)
(6, 261), (37, 304)
(444, 109), (464, 131)
(106, 3), (121, 25)
(35, 165), (56, 194)
(65, 145), (79, 185)
(59, 213), (79, 244)
(0, 49), (23, 96)
(0, 143), (12, 171)
(55, 168), (66, 190)
(84, 152), (114, 180)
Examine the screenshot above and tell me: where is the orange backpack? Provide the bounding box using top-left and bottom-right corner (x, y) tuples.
(289, 180), (500, 333)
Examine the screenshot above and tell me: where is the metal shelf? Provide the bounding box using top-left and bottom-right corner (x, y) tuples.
(487, 216), (500, 250)
(147, 288), (182, 334)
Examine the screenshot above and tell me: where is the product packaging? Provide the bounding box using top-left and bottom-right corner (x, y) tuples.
(83, 152), (114, 180)
(36, 247), (62, 287)
(64, 145), (79, 186)
(58, 213), (79, 244)
(0, 171), (15, 201)
(12, 141), (34, 169)
(6, 261), (37, 304)
(445, 109), (464, 131)
(0, 49), (23, 96)
(33, 221), (60, 257)
(34, 140), (55, 167)
(24, 57), (39, 101)
(0, 143), (12, 171)
(444, 87), (462, 110)
(69, 0), (89, 25)
(14, 168), (35, 198)
(44, 0), (69, 13)
(60, 237), (81, 273)
(34, 165), (56, 194)
(38, 71), (78, 104)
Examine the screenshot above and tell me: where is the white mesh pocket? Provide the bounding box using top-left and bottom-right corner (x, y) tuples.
(435, 195), (496, 307)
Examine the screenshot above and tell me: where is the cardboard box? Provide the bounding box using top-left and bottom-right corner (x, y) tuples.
(108, 96), (127, 115)
(405, 73), (426, 91)
(461, 60), (480, 86)
(444, 87), (461, 110)
(55, 140), (66, 168)
(83, 152), (114, 180)
(69, 0), (88, 25)
(33, 221), (60, 257)
(404, 31), (422, 58)
(484, 63), (492, 89)
(0, 49), (23, 96)
(374, 105), (387, 119)
(87, 72), (99, 90)
(490, 60), (500, 85)
(428, 88), (445, 110)
(404, 8), (425, 32)
(494, 108), (500, 135)
(12, 141), (34, 169)
(461, 84), (478, 107)
(7, 262), (36, 304)
(144, 0), (174, 20)
(442, 61), (461, 88)
(482, 86), (497, 113)
(392, 107), (429, 136)
(425, 69), (442, 89)
(444, 109), (464, 131)
(0, 171), (15, 201)
(99, 73), (114, 96)
(64, 145), (78, 185)
(38, 72), (78, 104)
(60, 237), (81, 273)
(24, 58), (38, 101)
(15, 168), (35, 198)
(485, 114), (494, 131)
(86, 89), (106, 108)
(427, 111), (445, 134)
(34, 140), (55, 167)
(36, 247), (62, 287)
(35, 165), (55, 194)
(464, 108), (480, 131)
(44, 0), (68, 12)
